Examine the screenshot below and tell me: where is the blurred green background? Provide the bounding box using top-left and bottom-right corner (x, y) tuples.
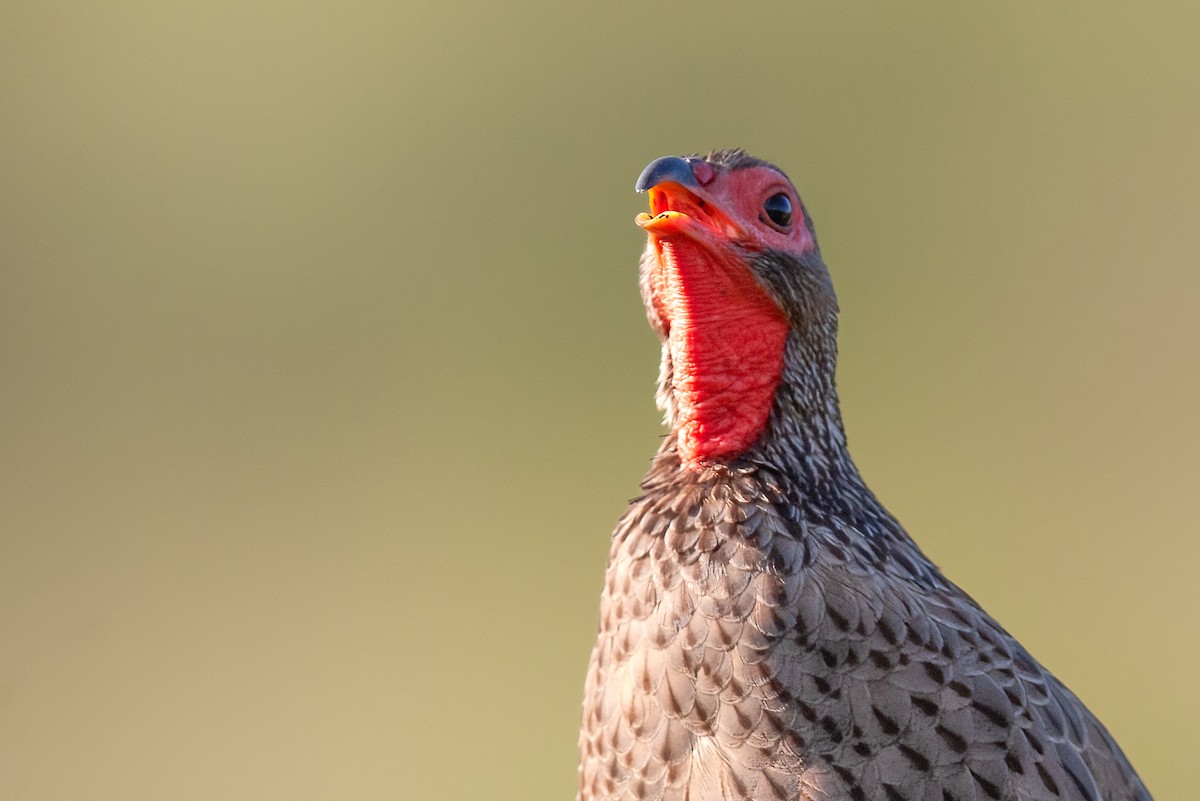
(1, 2), (1196, 798)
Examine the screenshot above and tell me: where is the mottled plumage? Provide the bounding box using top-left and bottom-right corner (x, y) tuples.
(578, 150), (1150, 801)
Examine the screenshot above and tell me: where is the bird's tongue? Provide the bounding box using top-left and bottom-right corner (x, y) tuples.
(654, 238), (789, 466)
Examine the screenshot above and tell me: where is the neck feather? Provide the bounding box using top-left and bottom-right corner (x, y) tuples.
(751, 327), (858, 487)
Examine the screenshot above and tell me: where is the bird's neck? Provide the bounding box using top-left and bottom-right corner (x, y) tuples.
(647, 320), (945, 587)
(663, 325), (862, 495)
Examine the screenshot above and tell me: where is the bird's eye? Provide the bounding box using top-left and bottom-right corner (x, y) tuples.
(763, 193), (792, 228)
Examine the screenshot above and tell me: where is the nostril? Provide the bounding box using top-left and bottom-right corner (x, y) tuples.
(689, 159), (715, 186)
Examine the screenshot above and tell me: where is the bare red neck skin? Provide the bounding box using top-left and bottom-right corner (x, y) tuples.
(649, 238), (789, 468)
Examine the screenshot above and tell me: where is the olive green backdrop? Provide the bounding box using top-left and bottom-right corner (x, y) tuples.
(1, 2), (1195, 799)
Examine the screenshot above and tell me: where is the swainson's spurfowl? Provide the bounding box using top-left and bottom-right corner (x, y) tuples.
(578, 150), (1150, 801)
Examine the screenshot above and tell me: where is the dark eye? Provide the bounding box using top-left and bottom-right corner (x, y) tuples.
(763, 193), (792, 228)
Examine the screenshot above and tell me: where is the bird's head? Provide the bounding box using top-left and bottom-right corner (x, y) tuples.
(635, 149), (840, 470)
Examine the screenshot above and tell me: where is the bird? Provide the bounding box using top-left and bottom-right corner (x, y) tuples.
(577, 150), (1151, 801)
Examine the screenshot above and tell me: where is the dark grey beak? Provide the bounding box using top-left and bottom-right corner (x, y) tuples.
(635, 156), (700, 193)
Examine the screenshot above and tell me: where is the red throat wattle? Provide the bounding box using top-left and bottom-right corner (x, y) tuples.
(649, 237), (788, 467)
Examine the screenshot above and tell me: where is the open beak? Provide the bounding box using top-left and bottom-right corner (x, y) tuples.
(634, 156), (743, 240)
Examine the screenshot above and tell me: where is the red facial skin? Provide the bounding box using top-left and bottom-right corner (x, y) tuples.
(637, 164), (816, 469)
